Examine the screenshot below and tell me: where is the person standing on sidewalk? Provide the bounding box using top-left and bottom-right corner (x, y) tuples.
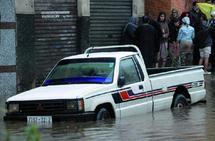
(168, 18), (180, 67)
(194, 20), (212, 73)
(189, 1), (203, 65)
(121, 17), (137, 45)
(135, 16), (158, 68)
(156, 12), (169, 67)
(169, 9), (179, 23)
(208, 11), (215, 73)
(177, 16), (195, 66)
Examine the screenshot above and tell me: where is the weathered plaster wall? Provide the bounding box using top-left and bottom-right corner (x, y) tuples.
(0, 0), (16, 96)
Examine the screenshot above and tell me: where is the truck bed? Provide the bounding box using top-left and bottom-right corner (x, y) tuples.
(147, 66), (203, 77)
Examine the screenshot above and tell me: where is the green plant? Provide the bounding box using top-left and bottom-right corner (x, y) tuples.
(4, 130), (10, 141)
(25, 124), (41, 141)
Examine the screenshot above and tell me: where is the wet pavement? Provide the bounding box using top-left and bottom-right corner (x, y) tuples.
(0, 75), (215, 141)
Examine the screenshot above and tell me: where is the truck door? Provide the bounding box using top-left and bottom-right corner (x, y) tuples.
(117, 56), (153, 117)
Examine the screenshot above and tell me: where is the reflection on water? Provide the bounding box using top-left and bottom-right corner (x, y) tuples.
(1, 75), (215, 141)
(205, 75), (215, 141)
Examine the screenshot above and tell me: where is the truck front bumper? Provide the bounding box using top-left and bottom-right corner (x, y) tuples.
(3, 112), (96, 122)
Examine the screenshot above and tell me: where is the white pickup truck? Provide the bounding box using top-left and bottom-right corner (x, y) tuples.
(4, 45), (206, 122)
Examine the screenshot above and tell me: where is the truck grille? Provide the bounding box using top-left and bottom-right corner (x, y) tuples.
(18, 100), (68, 114)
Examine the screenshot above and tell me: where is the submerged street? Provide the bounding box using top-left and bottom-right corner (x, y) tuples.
(0, 75), (215, 141)
(1, 0), (215, 140)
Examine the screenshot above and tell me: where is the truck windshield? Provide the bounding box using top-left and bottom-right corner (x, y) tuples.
(43, 58), (115, 86)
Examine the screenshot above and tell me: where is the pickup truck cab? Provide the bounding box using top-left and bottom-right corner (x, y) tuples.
(4, 45), (206, 122)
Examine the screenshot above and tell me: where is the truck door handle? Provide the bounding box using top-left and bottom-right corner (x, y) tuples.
(139, 85), (143, 90)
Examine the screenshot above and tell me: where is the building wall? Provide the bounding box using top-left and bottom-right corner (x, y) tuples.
(15, 0), (36, 92)
(16, 15), (35, 92)
(145, 0), (194, 20)
(0, 0), (16, 97)
(171, 0), (193, 15)
(145, 0), (171, 20)
(133, 0), (145, 18)
(171, 0), (188, 14)
(78, 0), (144, 52)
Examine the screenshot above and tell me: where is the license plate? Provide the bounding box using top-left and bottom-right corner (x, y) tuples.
(27, 116), (52, 127)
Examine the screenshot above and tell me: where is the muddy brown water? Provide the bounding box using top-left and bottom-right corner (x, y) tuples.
(0, 75), (215, 141)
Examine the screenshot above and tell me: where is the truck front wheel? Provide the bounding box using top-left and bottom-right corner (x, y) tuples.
(96, 107), (111, 120)
(172, 94), (188, 108)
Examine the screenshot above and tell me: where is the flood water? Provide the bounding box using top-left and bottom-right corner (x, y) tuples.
(0, 75), (215, 141)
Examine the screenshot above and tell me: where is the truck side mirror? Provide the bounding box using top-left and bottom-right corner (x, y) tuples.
(118, 75), (125, 87)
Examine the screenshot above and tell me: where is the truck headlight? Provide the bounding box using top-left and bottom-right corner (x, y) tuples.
(67, 101), (77, 110)
(66, 99), (84, 112)
(8, 103), (19, 113)
(78, 99), (84, 111)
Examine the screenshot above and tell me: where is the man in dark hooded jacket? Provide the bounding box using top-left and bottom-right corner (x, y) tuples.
(121, 17), (137, 45)
(135, 16), (159, 68)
